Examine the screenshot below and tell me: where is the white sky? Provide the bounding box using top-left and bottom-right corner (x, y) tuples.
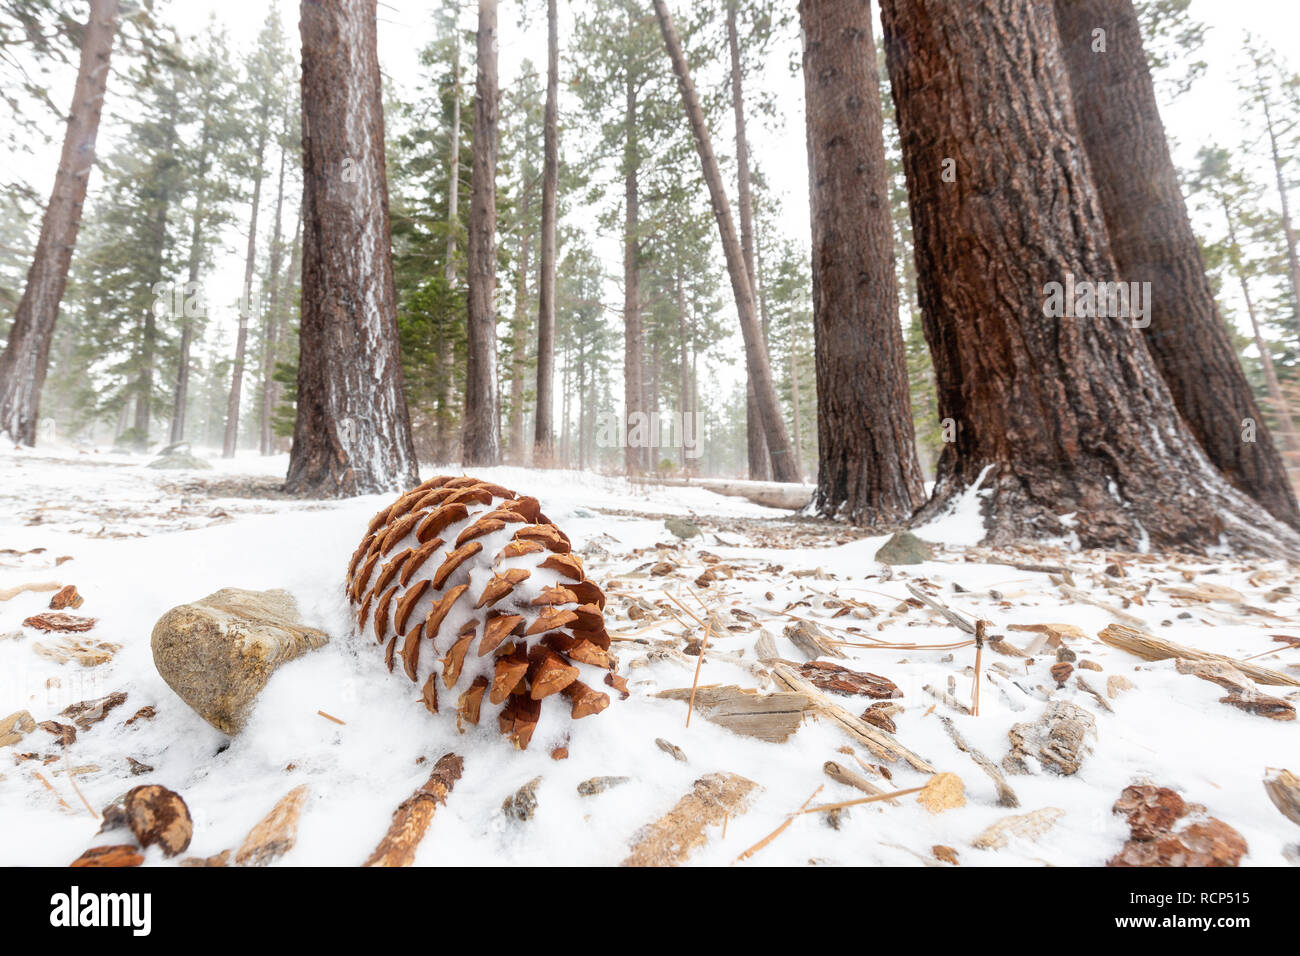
(7, 0), (1300, 410)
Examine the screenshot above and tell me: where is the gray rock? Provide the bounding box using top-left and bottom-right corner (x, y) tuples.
(873, 531), (933, 565)
(151, 588), (329, 735)
(148, 451), (212, 470)
(664, 516), (701, 539)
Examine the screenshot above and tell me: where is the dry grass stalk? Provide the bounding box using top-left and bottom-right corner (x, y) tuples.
(316, 709), (346, 725)
(734, 784), (823, 863)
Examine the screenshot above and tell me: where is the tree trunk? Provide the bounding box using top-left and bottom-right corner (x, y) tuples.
(623, 4), (645, 475)
(259, 146), (288, 455)
(652, 0), (799, 483)
(170, 95), (217, 446)
(532, 0), (558, 465)
(801, 0), (924, 526)
(286, 0), (418, 496)
(461, 0), (500, 466)
(1256, 72), (1300, 339)
(1220, 196), (1300, 453)
(508, 190), (529, 462)
(0, 0), (120, 445)
(224, 121), (268, 459)
(879, 0), (1300, 554)
(1054, 0), (1299, 527)
(133, 182), (173, 448)
(726, 0), (770, 482)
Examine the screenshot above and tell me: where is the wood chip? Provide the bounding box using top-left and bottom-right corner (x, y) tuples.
(1099, 624), (1300, 687)
(621, 772), (758, 867)
(656, 685), (813, 742)
(235, 784), (309, 866)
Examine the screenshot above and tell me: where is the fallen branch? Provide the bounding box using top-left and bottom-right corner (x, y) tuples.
(363, 753), (463, 867)
(939, 716), (1019, 808)
(771, 663), (936, 772)
(1098, 624), (1300, 687)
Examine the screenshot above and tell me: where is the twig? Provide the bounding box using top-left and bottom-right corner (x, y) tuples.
(939, 716), (1019, 808)
(733, 784), (823, 863)
(663, 590), (708, 629)
(791, 784), (928, 816)
(317, 709), (346, 725)
(972, 619), (986, 716)
(905, 583), (976, 634)
(685, 613), (715, 729)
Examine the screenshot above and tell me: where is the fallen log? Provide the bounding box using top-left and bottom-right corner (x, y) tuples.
(630, 476), (813, 511)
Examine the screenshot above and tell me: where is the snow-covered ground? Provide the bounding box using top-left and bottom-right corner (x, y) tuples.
(1, 443), (1297, 866)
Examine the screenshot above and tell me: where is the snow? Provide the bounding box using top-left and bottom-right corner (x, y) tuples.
(1, 444), (1298, 866)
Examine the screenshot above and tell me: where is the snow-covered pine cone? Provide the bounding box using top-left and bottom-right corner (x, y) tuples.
(345, 475), (626, 750)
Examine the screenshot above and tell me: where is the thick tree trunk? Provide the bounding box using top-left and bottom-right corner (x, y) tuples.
(879, 0), (1300, 554)
(1054, 0), (1299, 527)
(286, 0), (418, 496)
(652, 0), (799, 483)
(727, 0), (770, 482)
(623, 5), (645, 475)
(259, 147), (288, 456)
(461, 0), (500, 466)
(0, 0), (119, 445)
(532, 0), (558, 465)
(224, 123), (267, 458)
(801, 0), (924, 527)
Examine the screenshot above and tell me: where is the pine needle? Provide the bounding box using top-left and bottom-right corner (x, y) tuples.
(33, 770), (71, 811)
(733, 784), (823, 864)
(317, 709), (346, 725)
(790, 784), (927, 816)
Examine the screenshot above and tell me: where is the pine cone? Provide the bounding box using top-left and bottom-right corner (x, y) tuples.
(346, 476), (626, 750)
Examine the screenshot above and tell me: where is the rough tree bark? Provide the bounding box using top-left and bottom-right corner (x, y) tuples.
(623, 3), (645, 474)
(508, 188), (529, 462)
(286, 0), (418, 496)
(259, 146), (288, 455)
(652, 0), (799, 483)
(727, 0), (770, 481)
(532, 0), (558, 465)
(461, 0), (500, 466)
(0, 0), (120, 446)
(1054, 0), (1299, 527)
(879, 0), (1300, 554)
(223, 114), (268, 458)
(801, 0), (925, 527)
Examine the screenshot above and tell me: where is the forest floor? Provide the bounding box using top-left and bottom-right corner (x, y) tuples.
(1, 444), (1298, 866)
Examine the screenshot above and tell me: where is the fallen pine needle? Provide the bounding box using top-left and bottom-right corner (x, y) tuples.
(685, 613), (714, 729)
(63, 755), (99, 819)
(33, 770), (71, 810)
(317, 709), (346, 725)
(734, 784), (823, 864)
(790, 784), (927, 816)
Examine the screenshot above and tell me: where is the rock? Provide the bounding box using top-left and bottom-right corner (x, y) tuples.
(0, 710), (35, 748)
(972, 807), (1065, 850)
(1112, 785), (1189, 841)
(1004, 701), (1095, 776)
(1263, 769), (1300, 828)
(151, 588), (329, 734)
(70, 845), (145, 868)
(873, 531), (933, 565)
(235, 784), (309, 866)
(664, 517), (701, 539)
(578, 776), (631, 797)
(147, 450), (212, 470)
(101, 785), (194, 857)
(1108, 818), (1247, 867)
(502, 776), (542, 821)
(917, 772), (965, 813)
